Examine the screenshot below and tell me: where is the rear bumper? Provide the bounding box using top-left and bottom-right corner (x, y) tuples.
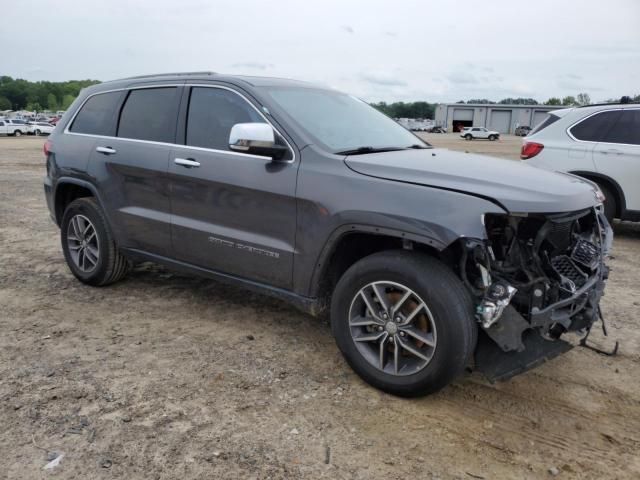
(43, 175), (56, 224)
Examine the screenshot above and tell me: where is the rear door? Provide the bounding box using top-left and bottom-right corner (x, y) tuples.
(592, 108), (640, 210)
(87, 86), (182, 257)
(168, 84), (298, 289)
(567, 110), (621, 170)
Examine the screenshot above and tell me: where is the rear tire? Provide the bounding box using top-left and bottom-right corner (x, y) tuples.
(330, 251), (477, 397)
(61, 197), (130, 286)
(597, 183), (617, 223)
(35, 129), (41, 136)
(464, 134), (472, 140)
(14, 130), (22, 137)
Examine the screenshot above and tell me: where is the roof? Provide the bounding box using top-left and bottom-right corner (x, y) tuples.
(93, 72), (319, 91)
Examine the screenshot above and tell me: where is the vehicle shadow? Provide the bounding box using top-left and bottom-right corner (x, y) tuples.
(613, 220), (640, 239)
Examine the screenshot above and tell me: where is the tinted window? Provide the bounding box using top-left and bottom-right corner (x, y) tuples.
(118, 88), (179, 143)
(0, 122), (4, 126)
(70, 91), (122, 136)
(601, 109), (640, 145)
(529, 113), (560, 136)
(570, 110), (621, 142)
(186, 87), (264, 150)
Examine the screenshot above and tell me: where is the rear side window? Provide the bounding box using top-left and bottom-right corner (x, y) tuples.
(185, 87), (264, 150)
(118, 88), (180, 143)
(70, 91), (122, 136)
(601, 109), (640, 145)
(569, 110), (621, 142)
(529, 113), (560, 136)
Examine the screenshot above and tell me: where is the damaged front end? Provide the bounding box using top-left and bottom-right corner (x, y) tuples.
(460, 207), (613, 381)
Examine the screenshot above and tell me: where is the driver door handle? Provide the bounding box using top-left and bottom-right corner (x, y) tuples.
(174, 157), (200, 168)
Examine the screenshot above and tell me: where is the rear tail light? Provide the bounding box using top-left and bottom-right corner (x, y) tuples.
(43, 139), (52, 158)
(520, 141), (544, 160)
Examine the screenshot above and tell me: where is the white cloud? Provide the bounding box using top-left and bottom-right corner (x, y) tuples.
(1, 0), (638, 102)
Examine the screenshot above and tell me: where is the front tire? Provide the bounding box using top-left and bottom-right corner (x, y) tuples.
(61, 197), (130, 286)
(489, 134), (497, 141)
(330, 251), (477, 397)
(14, 130), (22, 137)
(464, 134), (472, 140)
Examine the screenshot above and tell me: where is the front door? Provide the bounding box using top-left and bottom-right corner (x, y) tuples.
(168, 85), (298, 289)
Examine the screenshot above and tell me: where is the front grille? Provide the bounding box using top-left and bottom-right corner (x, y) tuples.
(551, 255), (587, 292)
(571, 238), (599, 269)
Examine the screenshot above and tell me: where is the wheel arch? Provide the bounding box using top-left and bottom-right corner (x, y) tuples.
(307, 225), (448, 314)
(53, 178), (108, 227)
(568, 170), (626, 217)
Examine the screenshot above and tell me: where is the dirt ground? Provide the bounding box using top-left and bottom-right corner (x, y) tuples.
(1, 135), (639, 479)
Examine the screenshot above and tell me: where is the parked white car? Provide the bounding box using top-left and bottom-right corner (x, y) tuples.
(460, 127), (500, 141)
(0, 119), (29, 136)
(27, 121), (55, 135)
(522, 104), (640, 222)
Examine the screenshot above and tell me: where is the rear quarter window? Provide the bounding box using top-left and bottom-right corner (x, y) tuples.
(70, 91), (123, 136)
(529, 113), (560, 136)
(117, 87), (180, 143)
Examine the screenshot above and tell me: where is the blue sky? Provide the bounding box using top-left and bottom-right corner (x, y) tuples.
(2, 0), (639, 102)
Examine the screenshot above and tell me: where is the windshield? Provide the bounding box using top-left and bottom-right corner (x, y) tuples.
(261, 86), (428, 153)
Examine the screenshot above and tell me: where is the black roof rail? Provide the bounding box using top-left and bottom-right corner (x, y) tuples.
(577, 102), (636, 108)
(107, 71), (217, 82)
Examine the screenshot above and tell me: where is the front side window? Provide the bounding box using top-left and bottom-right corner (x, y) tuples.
(70, 91), (122, 136)
(601, 109), (640, 145)
(262, 87), (426, 153)
(118, 88), (179, 143)
(570, 110), (621, 142)
(185, 87), (265, 150)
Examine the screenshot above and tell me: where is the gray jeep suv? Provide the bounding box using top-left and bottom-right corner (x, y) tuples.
(44, 72), (612, 396)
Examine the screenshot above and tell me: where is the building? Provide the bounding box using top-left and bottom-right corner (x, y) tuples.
(435, 103), (565, 134)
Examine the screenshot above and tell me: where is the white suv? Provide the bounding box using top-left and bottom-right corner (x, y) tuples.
(522, 104), (640, 222)
(460, 127), (500, 141)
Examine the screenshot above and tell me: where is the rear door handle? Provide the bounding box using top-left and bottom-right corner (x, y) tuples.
(174, 157), (200, 168)
(603, 149), (623, 155)
(96, 146), (116, 155)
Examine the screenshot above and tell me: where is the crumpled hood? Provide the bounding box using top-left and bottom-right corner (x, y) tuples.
(344, 148), (599, 213)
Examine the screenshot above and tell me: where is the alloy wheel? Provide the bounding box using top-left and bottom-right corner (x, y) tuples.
(348, 281), (437, 376)
(66, 214), (100, 272)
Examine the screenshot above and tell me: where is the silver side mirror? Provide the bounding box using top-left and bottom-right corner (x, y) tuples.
(229, 123), (288, 160)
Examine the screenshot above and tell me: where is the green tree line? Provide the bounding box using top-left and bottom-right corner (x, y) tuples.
(0, 76), (100, 112)
(370, 101), (436, 119)
(374, 94), (640, 119)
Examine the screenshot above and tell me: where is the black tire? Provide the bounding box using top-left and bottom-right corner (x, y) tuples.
(330, 250), (477, 397)
(489, 135), (497, 141)
(61, 197), (130, 286)
(35, 129), (41, 136)
(597, 183), (617, 223)
(464, 134), (472, 140)
(14, 130), (22, 137)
